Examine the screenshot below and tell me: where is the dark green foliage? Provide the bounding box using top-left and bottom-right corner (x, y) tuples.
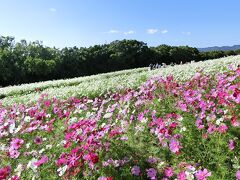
(0, 35), (239, 86)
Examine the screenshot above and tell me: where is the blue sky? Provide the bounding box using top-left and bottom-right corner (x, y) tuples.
(0, 0), (240, 48)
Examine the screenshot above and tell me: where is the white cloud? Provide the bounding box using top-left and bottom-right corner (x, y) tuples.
(161, 29), (168, 34)
(182, 31), (191, 35)
(124, 30), (135, 35)
(107, 30), (120, 34)
(147, 29), (158, 34)
(49, 8), (57, 12)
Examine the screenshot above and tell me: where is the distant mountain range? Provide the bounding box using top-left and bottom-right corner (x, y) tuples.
(198, 45), (240, 52)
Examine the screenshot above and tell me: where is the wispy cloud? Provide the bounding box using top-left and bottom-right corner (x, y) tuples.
(161, 29), (168, 34)
(106, 30), (120, 34)
(182, 31), (191, 35)
(147, 29), (158, 34)
(124, 30), (135, 35)
(49, 8), (57, 12)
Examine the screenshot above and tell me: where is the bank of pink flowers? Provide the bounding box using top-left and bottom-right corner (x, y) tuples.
(0, 66), (240, 179)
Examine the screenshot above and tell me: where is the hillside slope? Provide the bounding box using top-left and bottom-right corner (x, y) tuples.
(0, 55), (240, 106)
(0, 55), (239, 179)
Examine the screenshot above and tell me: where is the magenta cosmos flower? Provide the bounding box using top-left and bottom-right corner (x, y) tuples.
(164, 167), (174, 177)
(34, 155), (48, 167)
(0, 166), (11, 180)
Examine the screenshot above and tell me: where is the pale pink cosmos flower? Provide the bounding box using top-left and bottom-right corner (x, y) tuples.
(196, 119), (204, 129)
(236, 170), (240, 180)
(169, 139), (181, 153)
(131, 166), (141, 176)
(207, 124), (216, 134)
(9, 149), (20, 159)
(146, 168), (157, 180)
(195, 169), (211, 180)
(218, 124), (228, 134)
(148, 157), (157, 164)
(10, 138), (24, 150)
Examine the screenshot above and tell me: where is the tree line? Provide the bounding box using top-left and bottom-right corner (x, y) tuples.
(0, 35), (240, 87)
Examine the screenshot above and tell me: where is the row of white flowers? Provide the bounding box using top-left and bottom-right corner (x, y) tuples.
(0, 67), (146, 97)
(1, 55), (239, 105)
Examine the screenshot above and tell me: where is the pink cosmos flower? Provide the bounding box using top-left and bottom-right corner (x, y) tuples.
(177, 171), (187, 180)
(34, 136), (43, 145)
(207, 124), (216, 134)
(138, 112), (144, 122)
(218, 124), (228, 133)
(178, 102), (187, 112)
(131, 166), (141, 176)
(164, 167), (174, 177)
(98, 177), (114, 180)
(236, 170), (240, 180)
(34, 155), (48, 167)
(229, 139), (235, 150)
(10, 138), (24, 150)
(169, 139), (181, 154)
(195, 169), (211, 180)
(196, 119), (204, 129)
(146, 168), (157, 180)
(98, 177), (108, 180)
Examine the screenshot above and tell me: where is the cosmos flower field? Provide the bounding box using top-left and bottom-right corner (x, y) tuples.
(0, 56), (240, 179)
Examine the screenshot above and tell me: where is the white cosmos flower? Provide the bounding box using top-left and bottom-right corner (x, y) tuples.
(24, 116), (31, 122)
(185, 171), (194, 180)
(180, 127), (187, 132)
(46, 144), (53, 149)
(103, 113), (112, 119)
(216, 118), (224, 125)
(27, 158), (38, 172)
(9, 123), (15, 133)
(15, 164), (24, 176)
(26, 143), (31, 149)
(0, 143), (7, 151)
(57, 165), (68, 176)
(39, 148), (45, 154)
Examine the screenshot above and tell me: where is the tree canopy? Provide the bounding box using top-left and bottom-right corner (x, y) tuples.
(0, 35), (239, 87)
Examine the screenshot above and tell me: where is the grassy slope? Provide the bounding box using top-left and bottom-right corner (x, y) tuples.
(0, 55), (240, 106)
